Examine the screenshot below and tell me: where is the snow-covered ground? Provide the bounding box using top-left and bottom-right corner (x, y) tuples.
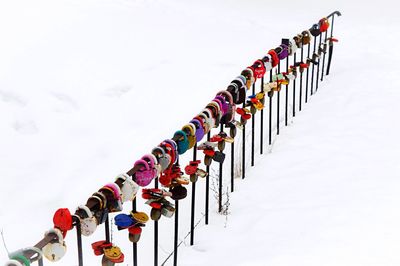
(1, 0), (400, 265)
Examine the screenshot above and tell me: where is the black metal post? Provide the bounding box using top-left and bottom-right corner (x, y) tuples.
(311, 37), (317, 95)
(38, 258), (43, 266)
(321, 30), (328, 81)
(299, 46), (303, 111)
(277, 62), (280, 135)
(260, 76), (264, 154)
(105, 214), (110, 243)
(219, 124), (224, 212)
(73, 216), (83, 266)
(132, 199), (138, 266)
(231, 138), (234, 193)
(190, 143), (197, 245)
(268, 70), (272, 146)
(205, 131), (211, 224)
(292, 53), (296, 117)
(326, 14), (336, 76)
(305, 42), (311, 103)
(173, 200), (179, 266)
(154, 177), (158, 266)
(285, 57), (289, 126)
(242, 102), (246, 179)
(251, 82), (255, 166)
(316, 33), (322, 91)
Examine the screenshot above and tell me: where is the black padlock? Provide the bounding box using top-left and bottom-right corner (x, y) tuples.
(240, 116), (248, 125)
(212, 151), (225, 163)
(218, 141), (225, 152)
(250, 105), (257, 115)
(190, 174), (198, 183)
(97, 208), (109, 225)
(204, 155), (213, 166)
(229, 125), (237, 138)
(150, 208), (162, 221)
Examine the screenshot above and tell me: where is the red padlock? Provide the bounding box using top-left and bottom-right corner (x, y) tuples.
(159, 170), (173, 187)
(149, 202), (162, 209)
(236, 108), (252, 120)
(268, 50), (279, 67)
(252, 60), (266, 79)
(209, 134), (224, 142)
(92, 240), (113, 256)
(184, 160), (201, 174)
(203, 149), (216, 157)
(319, 18), (330, 32)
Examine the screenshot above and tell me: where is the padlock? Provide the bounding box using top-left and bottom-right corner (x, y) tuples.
(128, 226), (142, 243)
(98, 208), (109, 225)
(170, 185), (187, 200)
(319, 17), (330, 32)
(103, 245), (124, 263)
(76, 205), (98, 237)
(218, 141), (225, 152)
(204, 155), (213, 166)
(101, 255), (115, 266)
(309, 24), (320, 37)
(150, 208), (162, 221)
(249, 104), (256, 115)
(189, 174), (197, 182)
(161, 204), (175, 218)
(184, 160), (200, 175)
(225, 122), (237, 138)
(43, 228), (67, 262)
(213, 151), (225, 163)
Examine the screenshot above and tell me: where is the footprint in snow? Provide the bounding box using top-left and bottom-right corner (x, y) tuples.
(51, 92), (79, 112)
(13, 119), (38, 135)
(0, 90), (27, 107)
(105, 86), (132, 97)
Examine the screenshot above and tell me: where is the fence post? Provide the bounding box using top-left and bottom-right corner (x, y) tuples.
(268, 70), (273, 146)
(190, 143), (197, 245)
(299, 46), (303, 111)
(292, 53), (296, 118)
(251, 82), (255, 166)
(173, 200), (179, 266)
(310, 36), (317, 95)
(320, 29), (328, 81)
(105, 214), (110, 243)
(205, 132), (211, 224)
(72, 216), (83, 266)
(230, 136), (234, 192)
(277, 62), (280, 135)
(285, 57), (289, 126)
(132, 199), (138, 266)
(326, 13), (339, 76)
(305, 42), (311, 103)
(219, 124), (224, 212)
(242, 102), (246, 179)
(154, 177), (159, 266)
(260, 76), (264, 153)
(316, 33), (322, 92)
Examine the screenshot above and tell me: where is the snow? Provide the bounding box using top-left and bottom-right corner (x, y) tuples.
(1, 0), (400, 265)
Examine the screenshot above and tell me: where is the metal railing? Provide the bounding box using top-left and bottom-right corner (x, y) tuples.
(3, 11), (341, 266)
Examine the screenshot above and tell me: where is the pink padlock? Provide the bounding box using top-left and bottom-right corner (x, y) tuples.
(134, 159), (154, 187)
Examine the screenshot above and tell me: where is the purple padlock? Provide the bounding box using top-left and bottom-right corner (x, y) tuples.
(278, 44), (289, 60)
(212, 98), (225, 116)
(190, 118), (205, 142)
(163, 139), (178, 163)
(134, 159), (154, 187)
(214, 95), (229, 114)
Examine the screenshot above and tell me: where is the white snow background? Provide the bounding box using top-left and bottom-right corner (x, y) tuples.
(1, 0), (400, 265)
